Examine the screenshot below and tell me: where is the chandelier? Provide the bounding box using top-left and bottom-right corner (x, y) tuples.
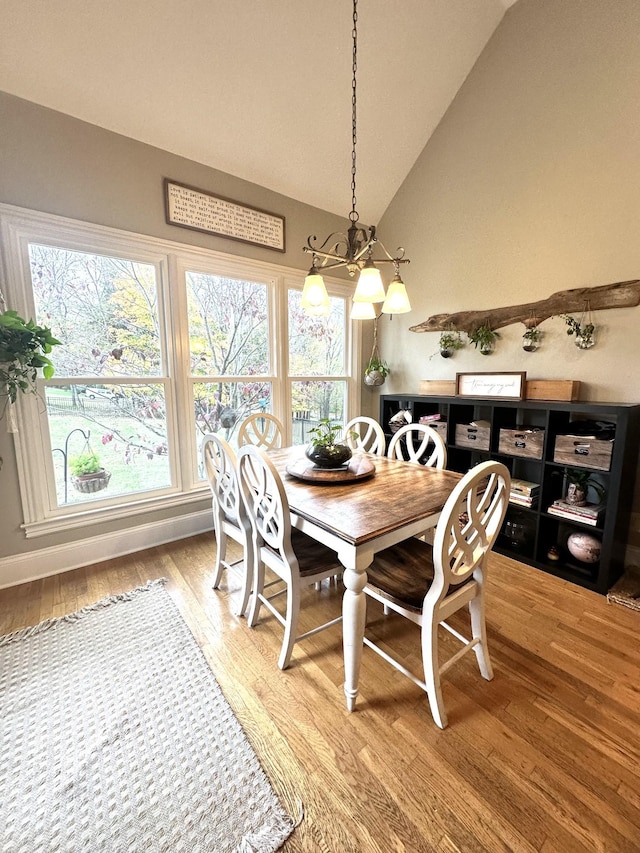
(301, 0), (411, 319)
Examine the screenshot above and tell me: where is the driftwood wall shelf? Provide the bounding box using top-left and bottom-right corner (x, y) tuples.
(409, 279), (640, 334)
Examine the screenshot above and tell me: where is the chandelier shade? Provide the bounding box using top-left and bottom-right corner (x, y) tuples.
(301, 0), (410, 319)
(301, 265), (330, 316)
(352, 259), (385, 303)
(381, 275), (412, 314)
(350, 301), (377, 320)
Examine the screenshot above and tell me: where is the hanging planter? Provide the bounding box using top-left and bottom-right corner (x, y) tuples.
(363, 317), (390, 386)
(438, 329), (466, 359)
(522, 326), (542, 353)
(562, 303), (596, 350)
(469, 324), (500, 356)
(69, 450), (111, 494)
(71, 468), (112, 494)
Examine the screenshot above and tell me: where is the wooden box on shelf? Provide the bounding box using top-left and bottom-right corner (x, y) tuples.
(498, 427), (545, 459)
(553, 435), (613, 471)
(454, 423), (490, 451)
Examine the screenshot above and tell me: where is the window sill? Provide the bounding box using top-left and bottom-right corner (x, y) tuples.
(22, 488), (211, 539)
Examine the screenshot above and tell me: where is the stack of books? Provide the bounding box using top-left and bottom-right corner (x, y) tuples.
(547, 499), (605, 527)
(509, 478), (539, 508)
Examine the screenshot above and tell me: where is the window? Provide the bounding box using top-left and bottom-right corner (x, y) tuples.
(185, 268), (273, 455)
(29, 244), (171, 507)
(288, 288), (348, 445)
(0, 205), (359, 536)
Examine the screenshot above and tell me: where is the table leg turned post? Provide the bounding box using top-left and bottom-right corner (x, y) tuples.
(341, 557), (369, 712)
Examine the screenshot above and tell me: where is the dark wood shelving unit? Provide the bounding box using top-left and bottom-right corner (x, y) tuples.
(380, 394), (640, 594)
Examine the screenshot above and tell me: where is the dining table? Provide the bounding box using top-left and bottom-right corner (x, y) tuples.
(267, 446), (462, 711)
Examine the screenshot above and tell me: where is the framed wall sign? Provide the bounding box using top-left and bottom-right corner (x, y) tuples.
(456, 372), (526, 400)
(164, 178), (286, 252)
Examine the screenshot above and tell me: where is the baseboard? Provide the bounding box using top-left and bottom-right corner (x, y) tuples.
(0, 510), (213, 589)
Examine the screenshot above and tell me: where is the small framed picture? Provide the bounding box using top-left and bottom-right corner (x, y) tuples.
(456, 372), (526, 400)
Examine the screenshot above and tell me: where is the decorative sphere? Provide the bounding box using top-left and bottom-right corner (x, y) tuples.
(567, 532), (601, 564)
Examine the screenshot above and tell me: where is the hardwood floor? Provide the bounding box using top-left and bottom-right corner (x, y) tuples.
(1, 533), (639, 852)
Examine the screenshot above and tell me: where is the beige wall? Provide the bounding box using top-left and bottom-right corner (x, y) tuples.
(374, 0), (640, 556)
(3, 0), (640, 567)
(0, 91), (348, 562)
(375, 0), (640, 403)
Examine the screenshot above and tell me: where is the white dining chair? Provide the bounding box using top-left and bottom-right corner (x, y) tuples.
(237, 444), (343, 670)
(202, 433), (253, 617)
(237, 413), (284, 450)
(387, 422), (447, 469)
(343, 416), (386, 456)
(362, 459), (510, 728)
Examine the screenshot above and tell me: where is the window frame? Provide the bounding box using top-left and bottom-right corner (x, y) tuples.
(0, 203), (362, 538)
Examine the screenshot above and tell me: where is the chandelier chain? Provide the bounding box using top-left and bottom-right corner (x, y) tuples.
(350, 0), (358, 223)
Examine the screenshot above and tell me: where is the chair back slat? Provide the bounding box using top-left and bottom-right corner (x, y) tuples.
(238, 413), (284, 450)
(237, 444), (297, 570)
(387, 423), (447, 468)
(432, 461), (510, 598)
(202, 433), (243, 526)
(343, 416), (386, 456)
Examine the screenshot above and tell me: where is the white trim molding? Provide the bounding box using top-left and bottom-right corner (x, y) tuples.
(0, 509), (212, 590)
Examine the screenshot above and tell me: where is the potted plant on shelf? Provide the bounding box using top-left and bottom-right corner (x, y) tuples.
(438, 329), (466, 358)
(564, 468), (606, 507)
(306, 419), (355, 469)
(69, 451), (111, 494)
(468, 324), (500, 355)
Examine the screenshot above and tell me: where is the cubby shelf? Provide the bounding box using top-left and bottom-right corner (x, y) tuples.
(380, 394), (640, 594)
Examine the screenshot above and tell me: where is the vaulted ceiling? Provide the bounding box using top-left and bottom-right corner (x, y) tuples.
(0, 0), (517, 224)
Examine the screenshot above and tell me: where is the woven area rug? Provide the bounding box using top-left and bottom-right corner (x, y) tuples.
(607, 566), (640, 611)
(0, 579), (296, 852)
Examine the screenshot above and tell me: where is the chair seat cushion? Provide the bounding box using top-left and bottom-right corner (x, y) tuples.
(262, 528), (342, 578)
(366, 538), (436, 613)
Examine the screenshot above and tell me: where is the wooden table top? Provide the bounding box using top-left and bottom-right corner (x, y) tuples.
(268, 447), (462, 546)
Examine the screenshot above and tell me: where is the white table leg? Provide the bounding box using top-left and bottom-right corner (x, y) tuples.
(339, 548), (372, 712)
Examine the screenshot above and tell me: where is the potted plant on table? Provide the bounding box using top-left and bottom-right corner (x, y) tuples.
(69, 451), (112, 494)
(306, 419), (355, 469)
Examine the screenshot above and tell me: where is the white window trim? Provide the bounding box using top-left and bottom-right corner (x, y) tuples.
(0, 202), (362, 538)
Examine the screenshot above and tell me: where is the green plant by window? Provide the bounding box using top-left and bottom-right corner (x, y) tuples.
(0, 310), (61, 406)
(364, 355), (390, 378)
(307, 418), (356, 448)
(69, 452), (102, 476)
